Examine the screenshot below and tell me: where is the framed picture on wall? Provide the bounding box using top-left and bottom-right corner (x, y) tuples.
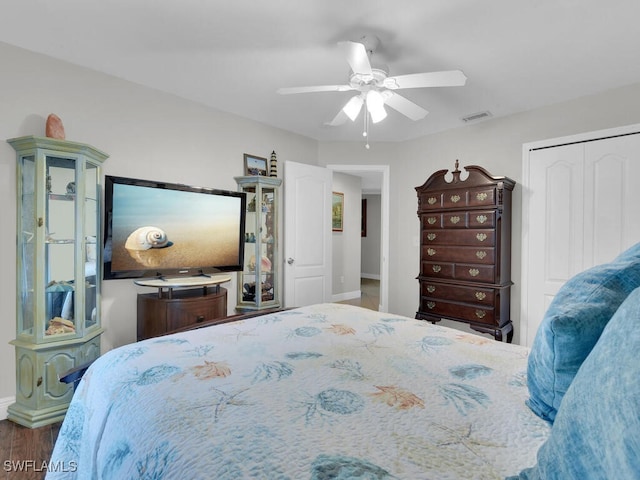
(244, 154), (268, 176)
(332, 192), (344, 232)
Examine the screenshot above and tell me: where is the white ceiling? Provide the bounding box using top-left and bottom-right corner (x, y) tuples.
(2, 1), (640, 143)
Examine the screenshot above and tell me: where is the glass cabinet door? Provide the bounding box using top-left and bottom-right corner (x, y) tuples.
(18, 155), (36, 338)
(83, 162), (99, 330)
(44, 155), (78, 338)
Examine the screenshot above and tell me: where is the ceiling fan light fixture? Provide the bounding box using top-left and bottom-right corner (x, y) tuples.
(366, 90), (387, 123)
(343, 95), (364, 121)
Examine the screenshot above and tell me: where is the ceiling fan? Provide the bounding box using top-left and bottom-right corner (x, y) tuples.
(277, 35), (467, 129)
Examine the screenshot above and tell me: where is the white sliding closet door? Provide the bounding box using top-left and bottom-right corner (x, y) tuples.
(522, 129), (640, 346)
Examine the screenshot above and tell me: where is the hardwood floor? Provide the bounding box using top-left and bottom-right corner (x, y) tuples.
(0, 420), (62, 480)
(337, 278), (380, 311)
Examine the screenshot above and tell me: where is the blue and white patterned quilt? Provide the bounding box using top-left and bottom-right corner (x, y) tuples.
(47, 304), (549, 479)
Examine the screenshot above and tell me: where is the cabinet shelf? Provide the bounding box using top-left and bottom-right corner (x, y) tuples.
(48, 193), (75, 201)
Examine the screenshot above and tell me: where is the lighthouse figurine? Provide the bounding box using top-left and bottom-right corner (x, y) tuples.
(269, 150), (278, 177)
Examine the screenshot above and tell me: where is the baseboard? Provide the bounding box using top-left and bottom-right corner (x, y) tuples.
(361, 273), (380, 280)
(332, 290), (361, 302)
(0, 396), (15, 420)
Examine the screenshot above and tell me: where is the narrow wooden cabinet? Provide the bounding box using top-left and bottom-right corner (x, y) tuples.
(137, 286), (227, 340)
(415, 162), (515, 342)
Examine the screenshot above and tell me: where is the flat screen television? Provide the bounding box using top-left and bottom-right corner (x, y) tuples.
(103, 175), (246, 280)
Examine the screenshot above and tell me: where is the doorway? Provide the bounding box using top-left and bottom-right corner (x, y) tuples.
(327, 164), (389, 313)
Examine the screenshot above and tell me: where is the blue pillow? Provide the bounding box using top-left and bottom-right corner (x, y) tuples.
(526, 243), (640, 423)
(509, 286), (640, 479)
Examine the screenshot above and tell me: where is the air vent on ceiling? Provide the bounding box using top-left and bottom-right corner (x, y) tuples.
(461, 111), (493, 123)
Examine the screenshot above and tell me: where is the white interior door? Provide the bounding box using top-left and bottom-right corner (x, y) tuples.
(522, 128), (640, 346)
(283, 161), (332, 308)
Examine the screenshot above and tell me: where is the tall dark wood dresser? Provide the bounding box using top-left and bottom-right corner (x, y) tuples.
(415, 161), (516, 342)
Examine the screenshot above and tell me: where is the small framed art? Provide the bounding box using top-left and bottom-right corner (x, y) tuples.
(332, 192), (344, 232)
(244, 154), (269, 176)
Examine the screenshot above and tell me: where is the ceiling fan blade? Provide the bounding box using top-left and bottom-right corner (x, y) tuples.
(384, 70), (467, 90)
(325, 109), (349, 126)
(277, 85), (353, 95)
(338, 41), (372, 76)
(383, 91), (428, 121)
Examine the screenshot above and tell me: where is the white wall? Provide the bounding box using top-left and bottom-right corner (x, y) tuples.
(319, 81), (640, 343)
(0, 42), (319, 403)
(331, 172), (362, 300)
(361, 194), (381, 278)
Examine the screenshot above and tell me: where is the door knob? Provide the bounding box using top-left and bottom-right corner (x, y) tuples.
(287, 258), (294, 265)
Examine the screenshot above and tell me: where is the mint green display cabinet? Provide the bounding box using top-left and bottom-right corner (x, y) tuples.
(235, 176), (282, 311)
(7, 136), (108, 428)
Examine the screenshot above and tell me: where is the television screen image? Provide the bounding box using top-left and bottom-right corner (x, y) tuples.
(104, 176), (246, 280)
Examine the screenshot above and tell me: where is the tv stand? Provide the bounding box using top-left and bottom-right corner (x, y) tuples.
(135, 275), (231, 340)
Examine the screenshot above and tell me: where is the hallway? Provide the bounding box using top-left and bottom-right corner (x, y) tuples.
(337, 278), (380, 311)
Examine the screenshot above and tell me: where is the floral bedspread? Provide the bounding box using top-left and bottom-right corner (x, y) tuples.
(47, 303), (549, 479)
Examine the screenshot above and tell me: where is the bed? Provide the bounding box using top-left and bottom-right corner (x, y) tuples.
(47, 303), (551, 479)
(48, 241), (640, 479)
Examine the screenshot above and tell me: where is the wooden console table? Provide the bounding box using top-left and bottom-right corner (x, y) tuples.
(135, 275), (231, 341)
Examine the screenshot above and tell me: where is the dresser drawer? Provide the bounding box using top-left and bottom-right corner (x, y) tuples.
(422, 261), (495, 283)
(421, 245), (495, 265)
(467, 187), (497, 207)
(422, 210), (497, 229)
(467, 210), (496, 228)
(167, 296), (226, 331)
(418, 186), (498, 211)
(418, 192), (443, 210)
(442, 189), (467, 208)
(420, 281), (495, 305)
(419, 298), (495, 326)
(421, 261), (454, 278)
(455, 264), (496, 283)
(422, 229), (496, 246)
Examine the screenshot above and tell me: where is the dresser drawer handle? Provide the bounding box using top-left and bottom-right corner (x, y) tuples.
(469, 268), (480, 277)
(427, 233), (436, 241)
(427, 217), (437, 225)
(476, 233), (488, 242)
(476, 214), (488, 224)
(475, 310), (486, 319)
(475, 292), (486, 301)
(449, 215), (460, 224)
(196, 315), (205, 323)
(432, 265), (442, 273)
(450, 194), (461, 203)
(427, 301), (436, 310)
(476, 251), (487, 260)
(427, 285), (436, 293)
(427, 248), (436, 256)
(427, 196), (437, 205)
(476, 192), (488, 201)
